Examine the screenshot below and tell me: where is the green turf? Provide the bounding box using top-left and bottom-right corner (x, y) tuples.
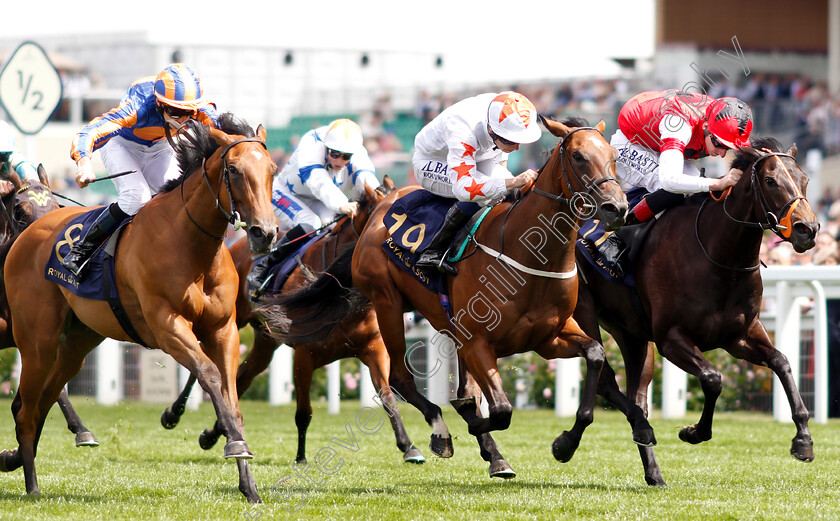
(0, 398), (837, 520)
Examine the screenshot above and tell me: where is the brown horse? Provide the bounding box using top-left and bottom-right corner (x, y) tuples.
(266, 117), (657, 477)
(160, 176), (428, 464)
(1, 114), (277, 502)
(0, 168), (98, 447)
(574, 136), (819, 486)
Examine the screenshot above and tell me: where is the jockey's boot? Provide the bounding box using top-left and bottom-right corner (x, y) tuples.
(61, 203), (129, 278)
(598, 232), (627, 278)
(415, 202), (473, 276)
(247, 223), (311, 299)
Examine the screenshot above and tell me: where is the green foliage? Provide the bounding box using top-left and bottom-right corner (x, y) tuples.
(0, 348), (17, 397)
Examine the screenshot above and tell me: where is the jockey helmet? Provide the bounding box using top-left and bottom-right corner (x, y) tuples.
(0, 121), (16, 153)
(706, 97), (753, 149)
(324, 119), (363, 155)
(487, 91), (541, 144)
(154, 64), (206, 111)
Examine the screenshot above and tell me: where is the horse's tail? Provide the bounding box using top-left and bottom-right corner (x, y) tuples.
(258, 243), (368, 345)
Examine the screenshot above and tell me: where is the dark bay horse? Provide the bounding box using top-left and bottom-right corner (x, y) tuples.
(1, 114), (277, 502)
(0, 168), (98, 447)
(160, 177), (428, 464)
(574, 136), (819, 486)
(266, 117), (656, 477)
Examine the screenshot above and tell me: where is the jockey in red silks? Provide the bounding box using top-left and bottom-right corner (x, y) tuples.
(412, 91), (541, 275)
(599, 89), (754, 266)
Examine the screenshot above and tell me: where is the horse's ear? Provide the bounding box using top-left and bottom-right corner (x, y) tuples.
(595, 120), (606, 134)
(209, 127), (234, 147)
(737, 145), (762, 163)
(787, 143), (798, 158)
(9, 170), (23, 190)
(37, 164), (50, 188)
(256, 124), (267, 142)
(383, 175), (395, 190)
(539, 114), (570, 138)
(364, 181), (377, 203)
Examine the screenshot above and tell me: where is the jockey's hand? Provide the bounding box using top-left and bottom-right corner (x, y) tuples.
(0, 180), (13, 197)
(339, 201), (359, 218)
(709, 168), (742, 191)
(506, 169), (538, 190)
(75, 158), (96, 188)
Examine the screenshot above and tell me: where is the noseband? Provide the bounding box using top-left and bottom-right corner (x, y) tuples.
(721, 152), (806, 239)
(531, 127), (620, 211)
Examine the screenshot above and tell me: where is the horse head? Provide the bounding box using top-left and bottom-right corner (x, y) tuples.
(208, 123), (279, 254)
(538, 115), (627, 230)
(731, 138), (818, 253)
(353, 175), (395, 235)
(1, 167), (60, 239)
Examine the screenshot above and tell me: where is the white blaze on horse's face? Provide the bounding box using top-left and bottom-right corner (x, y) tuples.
(250, 150), (264, 162)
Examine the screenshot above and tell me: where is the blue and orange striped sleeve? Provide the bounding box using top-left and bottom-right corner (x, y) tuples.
(70, 99), (139, 162)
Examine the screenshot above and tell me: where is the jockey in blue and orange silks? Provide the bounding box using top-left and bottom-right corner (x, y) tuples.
(412, 91), (541, 275)
(247, 118), (380, 296)
(64, 63), (219, 278)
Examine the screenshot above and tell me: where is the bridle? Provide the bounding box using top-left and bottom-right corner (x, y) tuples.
(170, 121), (268, 241)
(695, 151), (809, 272)
(0, 182), (57, 236)
(531, 126), (620, 210)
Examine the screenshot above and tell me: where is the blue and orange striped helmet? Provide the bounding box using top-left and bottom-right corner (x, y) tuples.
(154, 64), (206, 111)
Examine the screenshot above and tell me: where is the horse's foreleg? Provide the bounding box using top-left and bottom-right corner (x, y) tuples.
(359, 337), (425, 464)
(535, 317), (605, 464)
(292, 347), (314, 464)
(454, 363), (514, 478)
(162, 317), (260, 502)
(199, 327), (278, 451)
(460, 341), (512, 437)
(658, 328), (719, 444)
(161, 373), (197, 430)
(730, 321), (813, 462)
(55, 388), (98, 447)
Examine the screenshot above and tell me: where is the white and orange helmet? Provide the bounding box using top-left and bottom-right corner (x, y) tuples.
(487, 91), (541, 144)
(324, 119), (364, 155)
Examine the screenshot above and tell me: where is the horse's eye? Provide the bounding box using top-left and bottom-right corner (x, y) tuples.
(572, 151), (584, 161)
(228, 165), (240, 176)
(765, 176), (777, 187)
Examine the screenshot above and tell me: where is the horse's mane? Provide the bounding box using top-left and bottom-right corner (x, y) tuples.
(160, 113), (256, 193)
(561, 116), (591, 129)
(730, 136), (784, 172)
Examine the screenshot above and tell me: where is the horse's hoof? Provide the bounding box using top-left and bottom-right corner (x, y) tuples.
(678, 425), (709, 445)
(198, 430), (220, 451)
(295, 458), (307, 465)
(75, 432), (100, 447)
(645, 474), (667, 487)
(551, 432), (578, 463)
(224, 440), (254, 460)
(489, 459), (516, 479)
(791, 437), (815, 462)
(160, 408), (181, 430)
(430, 434), (454, 458)
(403, 445), (425, 464)
(0, 449), (13, 472)
(632, 428), (657, 447)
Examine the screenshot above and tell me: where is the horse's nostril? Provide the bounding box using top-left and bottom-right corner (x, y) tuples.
(248, 227), (265, 240)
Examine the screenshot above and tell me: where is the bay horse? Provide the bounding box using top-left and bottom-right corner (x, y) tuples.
(574, 136), (819, 486)
(266, 117), (657, 477)
(160, 177), (428, 464)
(1, 114), (277, 502)
(0, 168), (98, 447)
